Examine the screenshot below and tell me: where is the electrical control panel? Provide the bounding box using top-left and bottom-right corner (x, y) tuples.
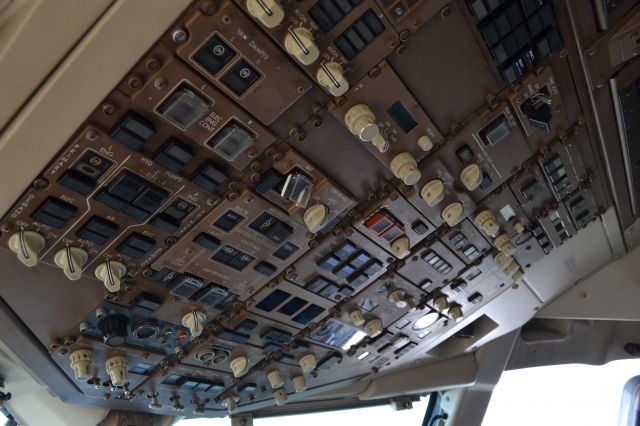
(0, 0), (629, 419)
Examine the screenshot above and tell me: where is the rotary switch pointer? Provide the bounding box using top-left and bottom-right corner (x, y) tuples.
(95, 260), (126, 293)
(54, 246), (88, 281)
(8, 230), (45, 267)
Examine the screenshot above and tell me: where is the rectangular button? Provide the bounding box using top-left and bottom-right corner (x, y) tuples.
(192, 161), (227, 193)
(214, 210), (244, 231)
(193, 35), (236, 75)
(117, 232), (156, 259)
(77, 216), (118, 245)
(31, 197), (78, 229)
(194, 233), (220, 250)
(154, 138), (194, 173)
(221, 60), (261, 96)
(228, 252), (255, 270)
(58, 170), (95, 195)
(273, 242), (298, 260)
(168, 273), (204, 298)
(212, 245), (239, 264)
(110, 111), (155, 151)
(333, 240), (358, 260)
(254, 261), (277, 276)
(317, 253), (340, 270)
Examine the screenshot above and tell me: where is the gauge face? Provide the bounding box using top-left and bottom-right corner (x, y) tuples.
(412, 312), (439, 331)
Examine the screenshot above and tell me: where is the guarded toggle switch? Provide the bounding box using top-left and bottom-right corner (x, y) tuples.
(417, 135), (433, 152)
(246, 0), (284, 28)
(230, 355), (248, 378)
(364, 318), (383, 338)
(273, 388), (288, 406)
(298, 353), (317, 373)
(345, 104), (380, 142)
(292, 375), (307, 392)
(494, 234), (516, 256)
(303, 204), (329, 233)
(441, 201), (464, 226)
(95, 260), (126, 293)
(349, 309), (365, 326)
(390, 152), (421, 186)
(54, 246), (88, 281)
(390, 235), (410, 258)
(284, 27), (320, 65)
(474, 210), (499, 237)
(69, 349), (93, 381)
(420, 179), (445, 207)
(316, 62), (349, 97)
(181, 311), (206, 338)
(105, 355), (128, 386)
(8, 230), (46, 268)
(267, 369), (284, 389)
(460, 163), (482, 191)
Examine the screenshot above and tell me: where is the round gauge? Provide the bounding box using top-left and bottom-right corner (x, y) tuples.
(412, 312), (440, 331)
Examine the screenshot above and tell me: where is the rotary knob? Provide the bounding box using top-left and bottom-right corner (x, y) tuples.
(292, 375), (307, 392)
(494, 234), (516, 256)
(345, 104), (380, 142)
(298, 353), (317, 373)
(417, 135), (433, 152)
(390, 152), (421, 186)
(8, 230), (45, 267)
(433, 295), (448, 312)
(54, 246), (88, 280)
(230, 355), (248, 378)
(460, 163), (483, 191)
(69, 349), (93, 381)
(349, 309), (365, 326)
(273, 388), (288, 406)
(494, 252), (514, 270)
(390, 235), (410, 258)
(441, 201), (464, 226)
(420, 179), (445, 207)
(304, 204), (329, 233)
(222, 395), (239, 413)
(267, 370), (284, 389)
(246, 0), (284, 28)
(364, 318), (383, 338)
(316, 62), (349, 97)
(284, 27), (320, 65)
(388, 289), (408, 308)
(98, 313), (129, 347)
(95, 260), (126, 292)
(448, 304), (463, 322)
(105, 355), (128, 386)
(474, 210), (499, 237)
(181, 311), (206, 338)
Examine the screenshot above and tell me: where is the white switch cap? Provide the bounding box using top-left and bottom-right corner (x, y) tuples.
(349, 309), (365, 326)
(230, 356), (248, 378)
(441, 201), (464, 226)
(105, 355), (128, 386)
(460, 163), (483, 191)
(304, 204), (329, 233)
(420, 179), (445, 207)
(69, 349), (93, 381)
(298, 353), (317, 373)
(95, 260), (126, 293)
(417, 135), (433, 152)
(181, 311), (206, 338)
(246, 0), (284, 28)
(284, 27), (320, 65)
(54, 246), (88, 281)
(316, 62), (349, 97)
(292, 375), (307, 392)
(390, 235), (410, 258)
(364, 318), (383, 338)
(267, 370), (284, 389)
(8, 230), (45, 267)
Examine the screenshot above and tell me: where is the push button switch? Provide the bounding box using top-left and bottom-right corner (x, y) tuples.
(117, 233), (156, 259)
(221, 60), (261, 96)
(31, 197), (78, 229)
(154, 138), (194, 173)
(273, 242), (298, 260)
(58, 170), (95, 195)
(214, 210), (244, 231)
(193, 35), (236, 75)
(191, 161), (228, 193)
(77, 216), (118, 245)
(96, 171), (169, 220)
(110, 111), (155, 151)
(254, 261), (277, 276)
(194, 233), (220, 250)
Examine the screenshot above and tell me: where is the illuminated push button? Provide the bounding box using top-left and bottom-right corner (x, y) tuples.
(69, 349), (93, 381)
(474, 210), (499, 237)
(433, 295), (448, 312)
(230, 356), (248, 378)
(284, 27), (320, 65)
(448, 305), (463, 322)
(420, 179), (445, 207)
(459, 163), (483, 191)
(246, 0), (284, 28)
(181, 311), (206, 338)
(267, 370), (284, 389)
(273, 388), (288, 405)
(292, 375), (307, 392)
(417, 135), (434, 152)
(95, 260), (126, 293)
(349, 309), (365, 326)
(105, 355), (128, 386)
(54, 246), (88, 281)
(8, 230), (45, 267)
(345, 104), (379, 142)
(494, 234), (516, 256)
(316, 62), (349, 97)
(441, 201), (463, 226)
(303, 204), (329, 233)
(390, 152), (421, 186)
(364, 318), (383, 338)
(390, 235), (410, 258)
(298, 354), (317, 373)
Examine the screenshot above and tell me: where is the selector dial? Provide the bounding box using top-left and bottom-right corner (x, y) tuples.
(230, 356), (248, 378)
(267, 369), (284, 389)
(284, 27), (320, 65)
(98, 314), (129, 347)
(420, 179), (445, 207)
(460, 163), (483, 191)
(105, 355), (128, 386)
(182, 311), (206, 338)
(94, 260), (126, 293)
(364, 318), (383, 338)
(8, 230), (45, 267)
(449, 304), (463, 322)
(474, 210), (499, 237)
(494, 234), (516, 256)
(292, 375), (307, 392)
(69, 349), (93, 381)
(433, 295), (448, 312)
(246, 0), (284, 28)
(390, 152), (421, 186)
(273, 388), (288, 406)
(349, 309), (365, 326)
(303, 204), (329, 233)
(316, 62), (349, 97)
(388, 289), (408, 308)
(54, 246), (88, 281)
(390, 235), (410, 258)
(417, 135), (433, 152)
(441, 201), (464, 226)
(345, 104), (380, 142)
(298, 353), (317, 373)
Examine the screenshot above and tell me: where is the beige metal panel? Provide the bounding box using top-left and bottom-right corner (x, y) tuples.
(0, 0), (112, 130)
(0, 0), (191, 216)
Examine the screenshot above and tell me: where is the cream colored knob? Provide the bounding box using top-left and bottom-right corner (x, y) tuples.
(390, 152), (421, 185)
(513, 222), (525, 234)
(70, 349), (93, 381)
(222, 395), (239, 413)
(345, 104), (379, 141)
(417, 135), (433, 152)
(292, 375), (307, 392)
(8, 230), (45, 267)
(304, 204), (328, 233)
(284, 27), (319, 65)
(441, 201), (463, 226)
(494, 234), (516, 256)
(246, 0), (284, 28)
(512, 269), (524, 281)
(273, 388), (288, 405)
(364, 318), (383, 338)
(267, 370), (284, 389)
(474, 210), (499, 237)
(230, 356), (248, 378)
(504, 260), (520, 277)
(298, 353), (316, 373)
(181, 311), (206, 338)
(54, 246), (88, 281)
(494, 252), (513, 269)
(433, 295), (448, 312)
(390, 235), (410, 258)
(371, 132), (388, 153)
(95, 260), (126, 292)
(105, 355), (128, 386)
(449, 305), (463, 322)
(420, 179), (445, 207)
(316, 62), (349, 97)
(460, 163), (482, 191)
(388, 289), (407, 308)
(349, 309), (365, 326)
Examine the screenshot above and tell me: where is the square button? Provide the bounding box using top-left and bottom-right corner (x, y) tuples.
(228, 252), (255, 270)
(154, 138), (194, 173)
(110, 111), (154, 151)
(221, 60), (261, 96)
(214, 210), (244, 231)
(193, 35), (236, 75)
(77, 216), (118, 245)
(212, 245), (239, 264)
(206, 120), (256, 161)
(31, 197), (78, 229)
(273, 242), (298, 260)
(117, 233), (156, 259)
(194, 233), (220, 250)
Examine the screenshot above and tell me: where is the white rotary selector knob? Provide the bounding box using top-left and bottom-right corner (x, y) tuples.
(390, 235), (410, 258)
(420, 179), (445, 207)
(8, 230), (46, 267)
(267, 369), (284, 389)
(417, 135), (433, 152)
(460, 163), (483, 191)
(390, 152), (421, 186)
(304, 204), (329, 233)
(95, 260), (126, 292)
(364, 318), (383, 338)
(316, 62), (349, 97)
(474, 210), (499, 237)
(298, 353), (317, 373)
(494, 234), (516, 256)
(345, 104), (380, 142)
(105, 355), (128, 386)
(292, 375), (307, 392)
(246, 0), (284, 28)
(69, 349), (93, 381)
(273, 388), (288, 405)
(284, 27), (320, 65)
(54, 246), (88, 281)
(349, 309), (365, 326)
(230, 355), (248, 378)
(181, 311), (206, 338)
(441, 201), (464, 226)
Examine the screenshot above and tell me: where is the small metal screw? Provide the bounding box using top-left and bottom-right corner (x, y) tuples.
(172, 28), (188, 43)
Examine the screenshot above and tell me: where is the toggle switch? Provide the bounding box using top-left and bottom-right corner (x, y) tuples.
(230, 355), (248, 378)
(298, 353), (317, 373)
(273, 388), (288, 405)
(474, 210), (499, 237)
(441, 201), (463, 226)
(303, 204), (329, 233)
(95, 260), (126, 292)
(390, 235), (410, 258)
(105, 355), (128, 386)
(420, 179), (445, 207)
(292, 375), (307, 392)
(181, 311), (206, 338)
(349, 309), (365, 326)
(417, 135), (433, 152)
(54, 246), (88, 281)
(494, 234), (516, 256)
(284, 27), (320, 65)
(8, 230), (46, 267)
(246, 0), (284, 28)
(390, 152), (421, 186)
(316, 62), (349, 97)
(364, 318), (383, 338)
(460, 163), (482, 191)
(69, 349), (93, 381)
(267, 369), (284, 389)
